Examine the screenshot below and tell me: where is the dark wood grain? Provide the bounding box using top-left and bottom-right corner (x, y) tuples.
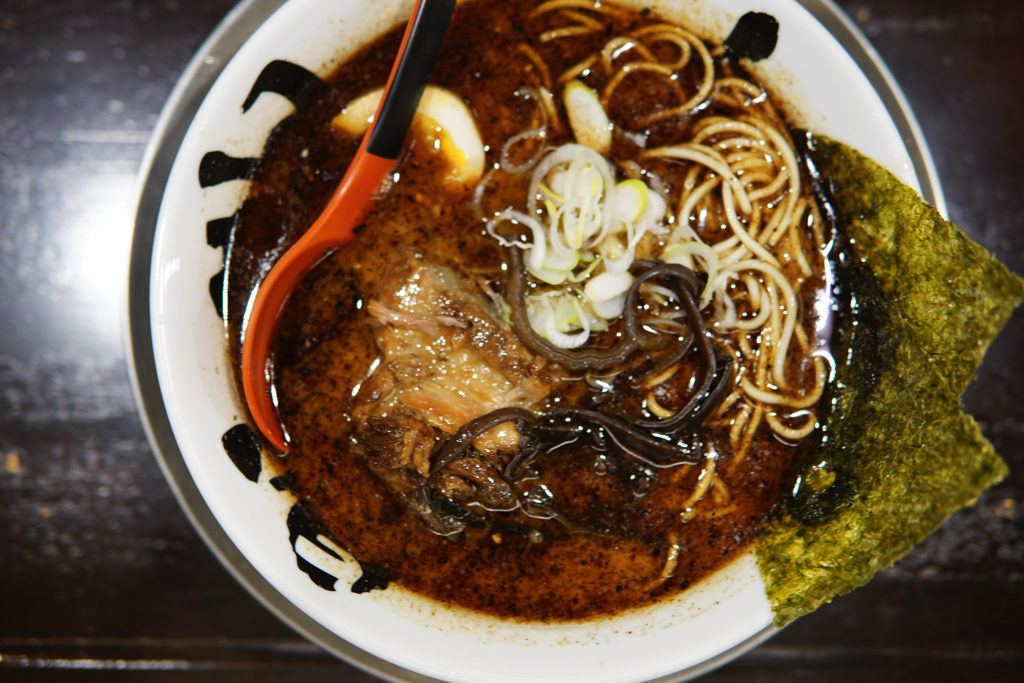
(1, 0), (1021, 680)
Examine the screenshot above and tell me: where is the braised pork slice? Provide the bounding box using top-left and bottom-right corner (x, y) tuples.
(352, 252), (552, 478)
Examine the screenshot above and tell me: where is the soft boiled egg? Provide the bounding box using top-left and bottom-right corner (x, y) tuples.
(331, 85), (485, 185)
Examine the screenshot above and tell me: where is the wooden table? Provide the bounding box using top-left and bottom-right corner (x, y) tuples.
(1, 0), (1021, 680)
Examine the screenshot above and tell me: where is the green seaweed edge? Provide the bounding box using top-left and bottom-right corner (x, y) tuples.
(754, 134), (1024, 627)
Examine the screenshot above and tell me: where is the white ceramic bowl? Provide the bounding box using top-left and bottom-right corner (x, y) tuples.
(127, 1), (943, 681)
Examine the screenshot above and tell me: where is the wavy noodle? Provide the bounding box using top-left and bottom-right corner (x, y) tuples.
(463, 0), (832, 530)
(632, 25), (715, 121)
(559, 54), (598, 83)
(517, 42), (554, 92)
(533, 0), (626, 15)
(600, 37), (658, 71)
(680, 456), (717, 522)
(642, 85), (826, 446)
(601, 61), (677, 106)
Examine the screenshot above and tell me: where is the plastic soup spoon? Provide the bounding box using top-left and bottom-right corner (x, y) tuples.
(241, 0), (456, 451)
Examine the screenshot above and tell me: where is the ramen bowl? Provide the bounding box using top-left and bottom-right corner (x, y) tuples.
(127, 0), (942, 680)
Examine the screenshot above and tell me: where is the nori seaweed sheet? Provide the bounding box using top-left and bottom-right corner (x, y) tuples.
(754, 134), (1024, 626)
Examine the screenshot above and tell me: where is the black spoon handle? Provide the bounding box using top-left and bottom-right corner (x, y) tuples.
(366, 0), (456, 160)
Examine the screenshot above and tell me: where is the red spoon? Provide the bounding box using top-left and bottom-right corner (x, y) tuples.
(241, 0), (456, 451)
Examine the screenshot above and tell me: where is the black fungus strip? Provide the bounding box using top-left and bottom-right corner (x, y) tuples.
(428, 407), (535, 476)
(544, 408), (705, 468)
(446, 457), (517, 509)
(631, 263), (718, 432)
(503, 248), (685, 370)
(415, 259), (735, 534)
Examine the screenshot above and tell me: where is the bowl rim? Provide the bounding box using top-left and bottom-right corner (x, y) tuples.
(125, 1), (944, 681)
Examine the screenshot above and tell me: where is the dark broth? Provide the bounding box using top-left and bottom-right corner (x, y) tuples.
(226, 0), (828, 620)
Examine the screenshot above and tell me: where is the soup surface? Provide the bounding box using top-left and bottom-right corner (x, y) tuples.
(226, 0), (832, 620)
